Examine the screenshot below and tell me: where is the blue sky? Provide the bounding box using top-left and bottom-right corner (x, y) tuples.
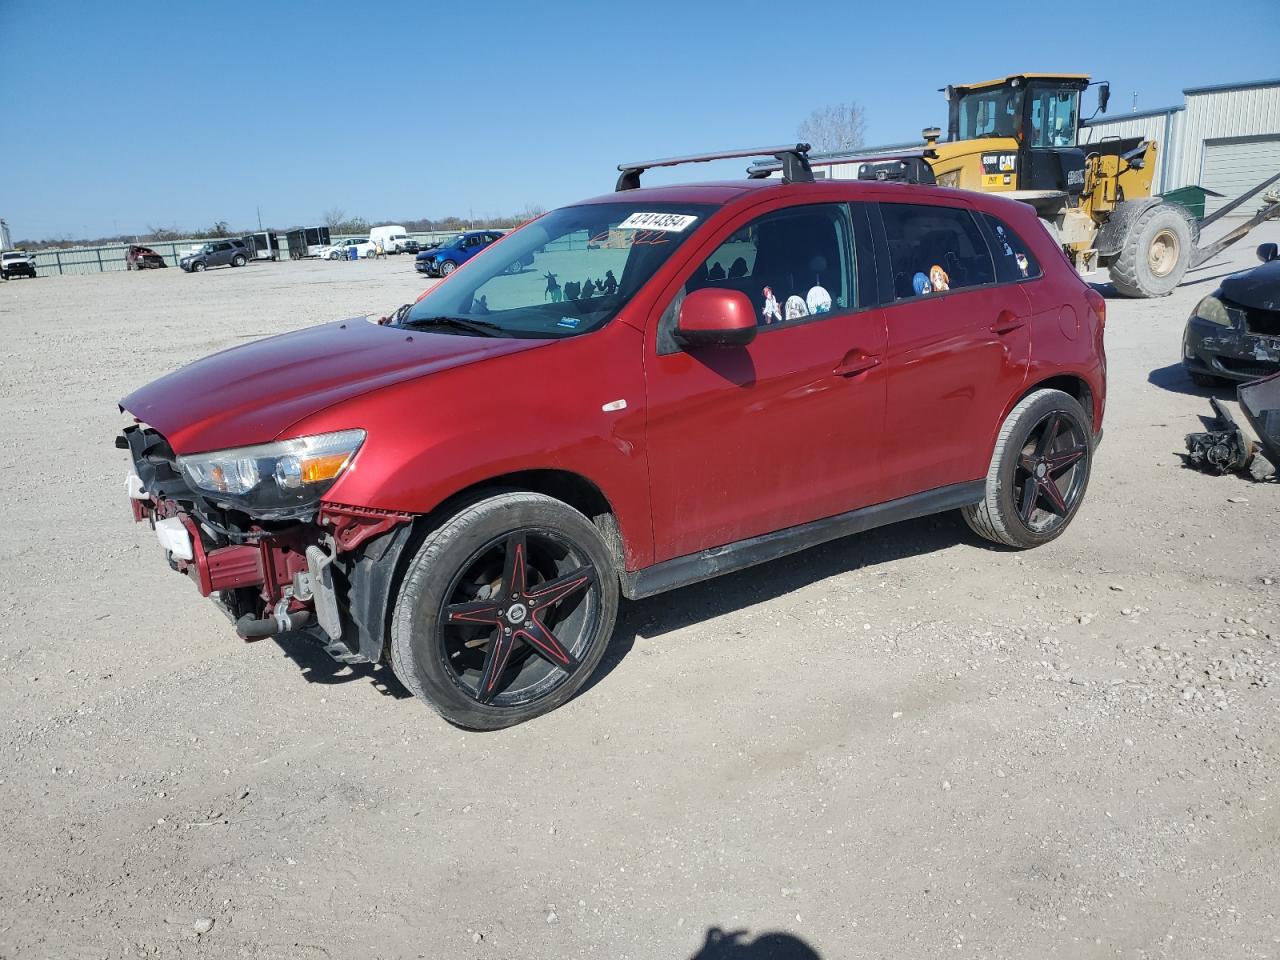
(2, 0), (1276, 240)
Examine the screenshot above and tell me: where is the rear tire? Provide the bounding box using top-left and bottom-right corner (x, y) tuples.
(963, 389), (1093, 549)
(390, 492), (619, 729)
(232, 254), (247, 267)
(1110, 203), (1193, 298)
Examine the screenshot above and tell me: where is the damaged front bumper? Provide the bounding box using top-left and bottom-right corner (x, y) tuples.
(118, 423), (414, 663)
(1183, 316), (1280, 383)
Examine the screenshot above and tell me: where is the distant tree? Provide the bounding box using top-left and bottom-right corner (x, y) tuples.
(322, 207), (347, 228)
(797, 101), (867, 154)
(209, 220), (230, 237)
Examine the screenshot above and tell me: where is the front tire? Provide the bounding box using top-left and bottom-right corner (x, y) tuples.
(192, 261), (206, 272)
(390, 492), (619, 729)
(439, 259), (457, 276)
(1110, 203), (1193, 298)
(963, 389), (1093, 549)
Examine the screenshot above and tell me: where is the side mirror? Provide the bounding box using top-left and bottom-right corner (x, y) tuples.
(676, 288), (757, 348)
(1097, 82), (1110, 114)
(1258, 242), (1279, 263)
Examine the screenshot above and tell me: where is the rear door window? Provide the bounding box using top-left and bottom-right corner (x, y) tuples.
(879, 203), (995, 299)
(980, 213), (1042, 282)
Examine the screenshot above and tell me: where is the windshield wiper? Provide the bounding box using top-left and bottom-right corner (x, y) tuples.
(401, 315), (504, 337)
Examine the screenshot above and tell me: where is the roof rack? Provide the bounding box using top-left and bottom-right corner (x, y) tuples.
(747, 147), (938, 185)
(616, 143), (813, 191)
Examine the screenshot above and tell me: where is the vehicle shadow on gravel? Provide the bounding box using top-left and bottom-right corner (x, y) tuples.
(1147, 361), (1235, 398)
(267, 511), (972, 707)
(270, 632), (413, 699)
(687, 926), (820, 959)
(587, 511), (971, 696)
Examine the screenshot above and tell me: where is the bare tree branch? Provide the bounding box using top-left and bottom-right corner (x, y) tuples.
(797, 102), (867, 154)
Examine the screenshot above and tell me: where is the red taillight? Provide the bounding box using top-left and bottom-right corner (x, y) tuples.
(1085, 288), (1106, 328)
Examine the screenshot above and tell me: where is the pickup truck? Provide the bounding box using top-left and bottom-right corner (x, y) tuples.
(0, 250), (37, 279)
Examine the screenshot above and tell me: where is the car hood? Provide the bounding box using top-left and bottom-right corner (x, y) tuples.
(1221, 260), (1280, 312)
(121, 319), (549, 453)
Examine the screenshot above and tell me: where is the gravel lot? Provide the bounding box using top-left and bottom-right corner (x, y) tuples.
(1, 227), (1278, 960)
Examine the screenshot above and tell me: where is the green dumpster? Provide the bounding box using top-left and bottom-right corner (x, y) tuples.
(1161, 185), (1225, 222)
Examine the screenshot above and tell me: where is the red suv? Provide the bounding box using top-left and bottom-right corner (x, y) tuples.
(119, 145), (1106, 729)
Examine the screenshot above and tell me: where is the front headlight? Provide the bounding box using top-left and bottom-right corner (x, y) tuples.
(177, 429), (365, 516)
(1194, 295), (1235, 327)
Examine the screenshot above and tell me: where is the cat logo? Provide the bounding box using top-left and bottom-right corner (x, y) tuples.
(981, 154), (1018, 175)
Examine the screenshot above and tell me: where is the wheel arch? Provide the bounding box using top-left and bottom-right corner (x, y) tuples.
(1003, 373), (1097, 431)
(410, 468), (627, 572)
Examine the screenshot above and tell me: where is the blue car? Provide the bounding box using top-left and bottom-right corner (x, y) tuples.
(414, 230), (503, 277)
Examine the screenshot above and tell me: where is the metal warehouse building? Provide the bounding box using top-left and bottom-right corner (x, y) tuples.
(1081, 77), (1280, 215)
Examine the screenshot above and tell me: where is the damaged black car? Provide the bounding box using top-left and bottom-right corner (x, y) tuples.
(1183, 242), (1280, 386)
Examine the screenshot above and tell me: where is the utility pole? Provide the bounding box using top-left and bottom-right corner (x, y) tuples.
(1131, 91), (1138, 113)
(257, 206), (263, 230)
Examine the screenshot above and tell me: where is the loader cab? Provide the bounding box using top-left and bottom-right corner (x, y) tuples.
(946, 74), (1092, 195)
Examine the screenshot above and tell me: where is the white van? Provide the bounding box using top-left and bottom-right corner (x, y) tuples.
(369, 225), (410, 254)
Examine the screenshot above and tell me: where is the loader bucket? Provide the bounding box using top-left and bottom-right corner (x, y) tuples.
(1238, 371), (1280, 469)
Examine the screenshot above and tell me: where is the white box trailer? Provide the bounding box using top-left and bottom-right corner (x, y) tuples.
(246, 231), (281, 261)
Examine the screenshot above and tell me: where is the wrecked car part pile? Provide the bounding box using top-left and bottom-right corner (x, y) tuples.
(1185, 371), (1280, 480)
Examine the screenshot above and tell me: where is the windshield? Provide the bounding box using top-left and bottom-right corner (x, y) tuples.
(1028, 86), (1080, 147)
(957, 86), (1024, 139)
(402, 202), (714, 339)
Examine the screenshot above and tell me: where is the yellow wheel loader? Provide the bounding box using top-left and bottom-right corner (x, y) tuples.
(792, 74), (1280, 298)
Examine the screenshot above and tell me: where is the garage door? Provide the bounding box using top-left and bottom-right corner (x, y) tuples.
(1200, 136), (1280, 215)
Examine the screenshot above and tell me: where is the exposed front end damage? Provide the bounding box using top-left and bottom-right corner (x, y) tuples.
(1183, 299), (1280, 383)
(118, 423), (415, 663)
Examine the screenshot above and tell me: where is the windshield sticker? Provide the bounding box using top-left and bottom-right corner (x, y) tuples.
(762, 286), (783, 324)
(616, 212), (698, 233)
(544, 272), (563, 302)
(1015, 253), (1030, 277)
(806, 286), (832, 315)
(784, 295), (809, 321)
(912, 272), (932, 296)
(557, 317), (582, 329)
(929, 265), (950, 292)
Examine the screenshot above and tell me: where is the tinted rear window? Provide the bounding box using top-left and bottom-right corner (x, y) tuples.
(880, 203), (995, 299)
(981, 213), (1042, 282)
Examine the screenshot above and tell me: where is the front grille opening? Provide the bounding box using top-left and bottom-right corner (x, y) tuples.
(1217, 355), (1279, 377)
(1243, 308), (1280, 337)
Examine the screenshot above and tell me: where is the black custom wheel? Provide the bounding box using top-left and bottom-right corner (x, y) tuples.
(963, 389), (1092, 548)
(391, 492), (618, 729)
